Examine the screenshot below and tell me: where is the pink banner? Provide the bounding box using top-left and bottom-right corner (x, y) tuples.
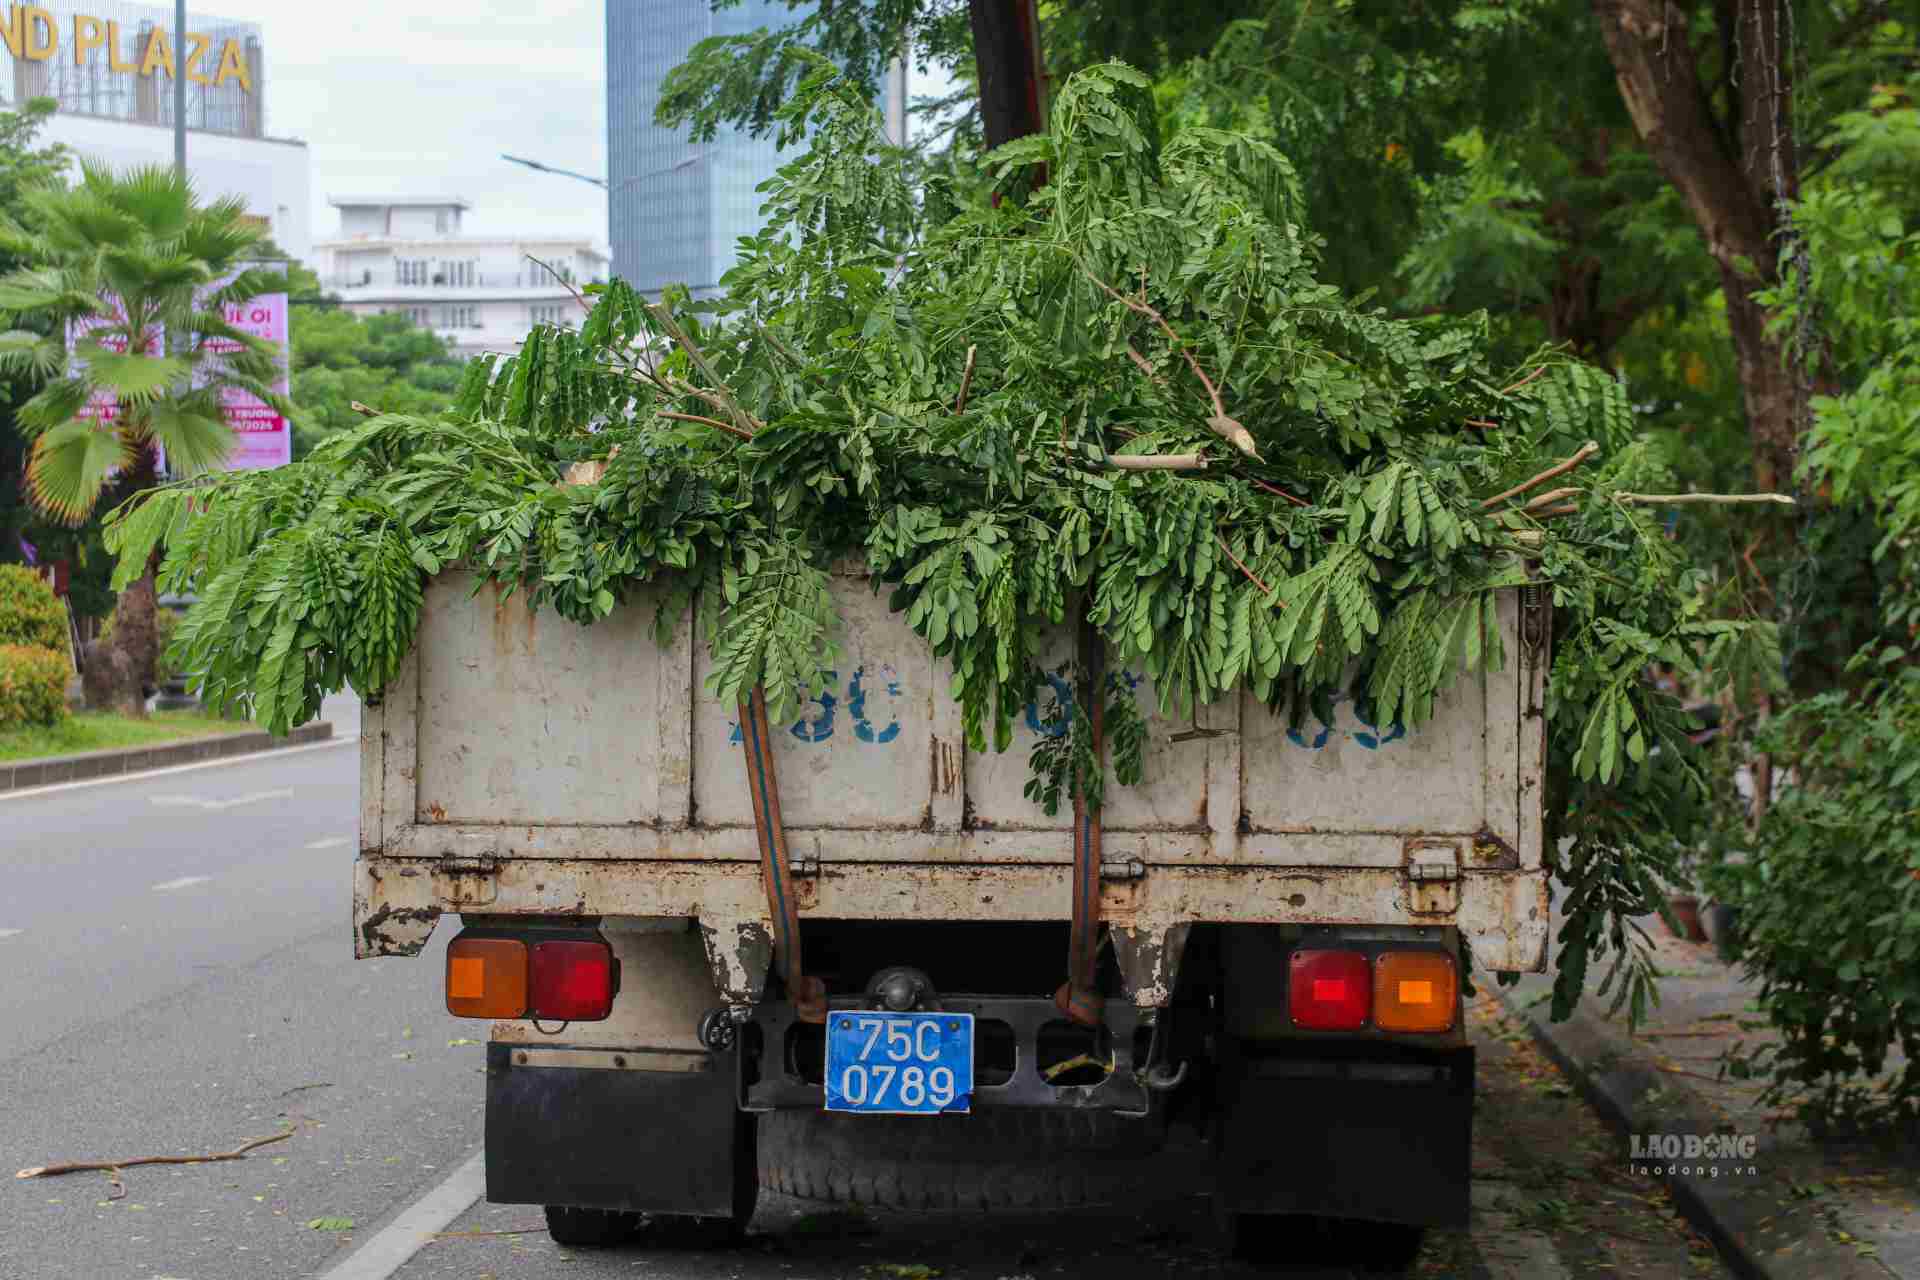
(199, 280), (290, 471)
(67, 301), (163, 428)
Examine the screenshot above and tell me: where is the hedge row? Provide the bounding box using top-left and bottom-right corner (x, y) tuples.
(0, 565), (66, 651)
(0, 643), (68, 729)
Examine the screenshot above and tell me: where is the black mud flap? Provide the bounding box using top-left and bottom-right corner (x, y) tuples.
(485, 1044), (748, 1218)
(1214, 1042), (1473, 1228)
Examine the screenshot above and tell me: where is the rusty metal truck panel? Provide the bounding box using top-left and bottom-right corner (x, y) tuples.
(357, 572), (1550, 981)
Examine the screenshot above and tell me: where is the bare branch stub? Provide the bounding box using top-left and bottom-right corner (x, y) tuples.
(659, 410), (753, 441)
(1107, 453), (1207, 472)
(524, 254), (591, 314)
(1481, 442), (1602, 510)
(955, 344), (977, 414)
(1521, 485), (1582, 513)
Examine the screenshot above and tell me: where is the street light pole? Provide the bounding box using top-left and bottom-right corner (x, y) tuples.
(172, 0), (186, 176)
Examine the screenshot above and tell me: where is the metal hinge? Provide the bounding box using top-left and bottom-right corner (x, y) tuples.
(1521, 584), (1550, 655)
(1101, 857), (1147, 881)
(433, 855), (500, 908)
(1403, 839), (1461, 915)
(1407, 852), (1461, 882)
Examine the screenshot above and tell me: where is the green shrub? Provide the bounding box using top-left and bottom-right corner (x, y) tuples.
(0, 565), (67, 651)
(100, 602), (183, 681)
(0, 643), (70, 728)
(1713, 663), (1920, 1135)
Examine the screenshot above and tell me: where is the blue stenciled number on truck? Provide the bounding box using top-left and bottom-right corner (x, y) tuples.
(726, 666), (896, 746)
(788, 671), (839, 742)
(1024, 673), (1076, 738)
(1286, 693), (1407, 750)
(849, 666), (902, 743)
(1022, 670), (1141, 738)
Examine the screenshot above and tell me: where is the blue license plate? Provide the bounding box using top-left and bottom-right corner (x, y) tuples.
(824, 1011), (973, 1115)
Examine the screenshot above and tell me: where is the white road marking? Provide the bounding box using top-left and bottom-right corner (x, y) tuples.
(150, 876), (212, 892)
(0, 737), (351, 803)
(305, 836), (351, 850)
(313, 1148), (486, 1280)
(0, 929), (22, 939)
(150, 788), (295, 811)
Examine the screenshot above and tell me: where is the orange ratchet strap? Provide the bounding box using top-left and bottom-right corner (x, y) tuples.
(739, 686), (827, 1023)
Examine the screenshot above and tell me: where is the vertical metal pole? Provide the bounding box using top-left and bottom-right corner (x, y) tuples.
(172, 0), (186, 175)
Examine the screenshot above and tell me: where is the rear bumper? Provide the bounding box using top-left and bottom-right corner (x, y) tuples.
(353, 855), (1550, 985)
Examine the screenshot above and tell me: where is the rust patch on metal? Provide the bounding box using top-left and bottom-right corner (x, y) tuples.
(1469, 826), (1520, 870)
(357, 902), (439, 957)
(488, 580), (538, 657)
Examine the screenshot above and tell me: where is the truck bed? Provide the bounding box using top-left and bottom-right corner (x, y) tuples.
(354, 569), (1549, 1005)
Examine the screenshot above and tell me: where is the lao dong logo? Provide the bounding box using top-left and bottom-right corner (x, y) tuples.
(1629, 1132), (1759, 1176)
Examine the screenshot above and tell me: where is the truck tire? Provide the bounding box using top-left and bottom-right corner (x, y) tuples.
(756, 1108), (1161, 1209)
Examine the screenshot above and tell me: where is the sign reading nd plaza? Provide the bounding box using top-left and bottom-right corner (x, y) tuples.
(3, 4), (254, 93)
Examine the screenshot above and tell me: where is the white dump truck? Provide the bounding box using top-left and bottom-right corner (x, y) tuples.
(353, 567), (1549, 1255)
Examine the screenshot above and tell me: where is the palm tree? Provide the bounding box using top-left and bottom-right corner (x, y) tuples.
(0, 162), (290, 714)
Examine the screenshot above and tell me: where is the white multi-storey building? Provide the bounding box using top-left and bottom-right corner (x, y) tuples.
(313, 197), (609, 358)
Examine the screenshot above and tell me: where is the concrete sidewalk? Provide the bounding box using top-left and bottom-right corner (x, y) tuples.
(1497, 919), (1920, 1279)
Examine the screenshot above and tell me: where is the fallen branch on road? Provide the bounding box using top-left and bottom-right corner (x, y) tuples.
(16, 1127), (295, 1186)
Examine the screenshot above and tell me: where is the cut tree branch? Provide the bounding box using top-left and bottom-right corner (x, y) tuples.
(1217, 533), (1275, 598)
(954, 344), (977, 414)
(17, 1128), (294, 1181)
(1499, 365), (1549, 395)
(1619, 492), (1795, 507)
(1107, 453), (1207, 472)
(643, 301), (756, 437)
(1522, 485), (1582, 513)
(659, 410), (753, 441)
(524, 254), (591, 313)
(664, 375), (765, 431)
(1481, 442), (1601, 509)
(1248, 477), (1310, 508)
(1084, 268), (1259, 459)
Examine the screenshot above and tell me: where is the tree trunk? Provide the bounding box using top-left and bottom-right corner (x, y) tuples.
(1591, 0), (1804, 495)
(103, 443), (162, 719)
(969, 0), (1048, 156)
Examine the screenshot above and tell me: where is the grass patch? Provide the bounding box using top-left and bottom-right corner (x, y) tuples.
(0, 709), (245, 763)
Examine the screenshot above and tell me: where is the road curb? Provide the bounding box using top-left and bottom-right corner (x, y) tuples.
(1492, 979), (1894, 1280)
(0, 720), (334, 792)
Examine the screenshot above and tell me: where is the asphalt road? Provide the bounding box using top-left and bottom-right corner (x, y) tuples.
(0, 697), (1728, 1280)
(0, 698), (484, 1280)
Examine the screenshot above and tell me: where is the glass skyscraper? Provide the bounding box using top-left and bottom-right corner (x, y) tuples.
(606, 0), (808, 297)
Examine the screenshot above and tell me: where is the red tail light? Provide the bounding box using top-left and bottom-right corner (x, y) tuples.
(1289, 949), (1370, 1030)
(529, 940), (616, 1021)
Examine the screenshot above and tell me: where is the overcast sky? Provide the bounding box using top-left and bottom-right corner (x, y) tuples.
(215, 0), (611, 244)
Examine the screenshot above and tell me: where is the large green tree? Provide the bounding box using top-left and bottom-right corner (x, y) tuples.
(288, 306), (462, 457)
(0, 163), (290, 713)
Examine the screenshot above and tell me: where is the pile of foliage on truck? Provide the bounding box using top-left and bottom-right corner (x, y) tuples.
(106, 60), (1777, 1023)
